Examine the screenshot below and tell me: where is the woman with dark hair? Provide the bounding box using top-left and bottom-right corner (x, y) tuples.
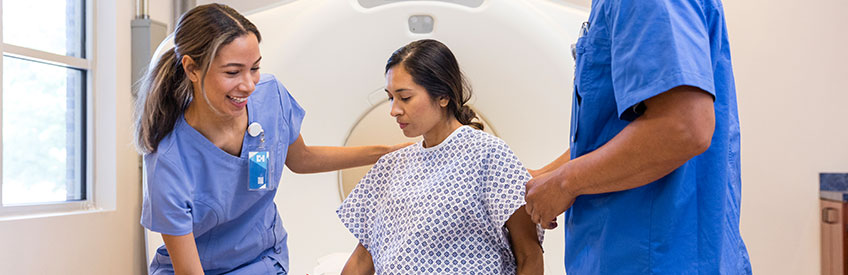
(337, 39), (544, 274)
(134, 4), (405, 274)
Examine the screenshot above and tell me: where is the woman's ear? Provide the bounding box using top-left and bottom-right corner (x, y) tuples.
(439, 96), (450, 108)
(182, 55), (200, 83)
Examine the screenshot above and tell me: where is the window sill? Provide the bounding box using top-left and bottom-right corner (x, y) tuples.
(0, 200), (111, 222)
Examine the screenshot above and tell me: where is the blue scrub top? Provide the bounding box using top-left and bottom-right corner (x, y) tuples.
(141, 74), (305, 275)
(567, 0), (751, 273)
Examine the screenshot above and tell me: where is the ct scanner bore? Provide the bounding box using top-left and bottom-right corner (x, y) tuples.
(145, 1), (588, 274)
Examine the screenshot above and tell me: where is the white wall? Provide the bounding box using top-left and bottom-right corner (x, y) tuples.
(0, 1), (146, 274)
(549, 0), (848, 272)
(532, 1), (848, 273)
(192, 0), (847, 274)
(725, 0), (848, 274)
(147, 0), (174, 31)
(0, 0), (842, 274)
(197, 0), (592, 13)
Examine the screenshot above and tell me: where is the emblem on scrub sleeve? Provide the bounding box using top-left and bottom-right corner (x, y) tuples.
(248, 122), (269, 191)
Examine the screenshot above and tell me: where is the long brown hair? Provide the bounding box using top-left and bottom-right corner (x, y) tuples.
(385, 39), (482, 130)
(133, 4), (261, 154)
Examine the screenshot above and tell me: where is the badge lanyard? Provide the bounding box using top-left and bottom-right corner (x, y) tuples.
(247, 122), (270, 191)
(571, 21), (590, 145)
(571, 21), (590, 62)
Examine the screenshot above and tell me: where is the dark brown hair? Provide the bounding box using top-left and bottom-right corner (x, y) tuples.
(133, 4), (261, 154)
(385, 39), (482, 130)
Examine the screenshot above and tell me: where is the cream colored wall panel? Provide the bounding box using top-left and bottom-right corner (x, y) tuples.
(245, 1), (585, 274)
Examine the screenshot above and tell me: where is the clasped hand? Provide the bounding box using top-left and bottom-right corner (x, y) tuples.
(524, 169), (577, 229)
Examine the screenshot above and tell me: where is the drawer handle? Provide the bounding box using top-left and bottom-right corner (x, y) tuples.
(823, 207), (840, 224)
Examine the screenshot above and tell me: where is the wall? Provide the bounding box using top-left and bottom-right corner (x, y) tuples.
(557, 0), (848, 273)
(190, 0), (848, 274)
(0, 0), (842, 274)
(196, 0), (592, 13)
(147, 0), (174, 31)
(0, 0), (147, 274)
(724, 0), (848, 273)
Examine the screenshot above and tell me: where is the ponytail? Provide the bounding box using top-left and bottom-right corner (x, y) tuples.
(133, 48), (193, 154)
(457, 105), (483, 130)
(132, 3), (261, 154)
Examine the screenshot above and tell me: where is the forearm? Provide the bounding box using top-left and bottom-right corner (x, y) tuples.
(535, 148), (571, 175)
(162, 233), (204, 275)
(556, 124), (688, 196)
(293, 145), (390, 173)
(556, 86), (714, 196)
(506, 206), (544, 274)
(342, 243), (375, 275)
(516, 255), (544, 275)
(285, 135), (398, 173)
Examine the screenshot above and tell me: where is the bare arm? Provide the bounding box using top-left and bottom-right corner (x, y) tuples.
(528, 149), (571, 177)
(162, 233), (204, 275)
(506, 206), (544, 275)
(341, 243), (375, 275)
(560, 86), (714, 195)
(285, 134), (410, 173)
(526, 86), (715, 227)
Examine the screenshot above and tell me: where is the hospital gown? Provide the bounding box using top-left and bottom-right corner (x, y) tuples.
(337, 126), (543, 274)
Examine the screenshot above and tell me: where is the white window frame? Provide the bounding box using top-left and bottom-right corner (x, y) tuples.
(0, 0), (102, 219)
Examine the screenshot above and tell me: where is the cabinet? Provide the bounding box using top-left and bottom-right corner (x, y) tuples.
(822, 199), (848, 275)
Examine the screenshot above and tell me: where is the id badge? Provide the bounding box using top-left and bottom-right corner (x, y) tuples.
(248, 150), (270, 191)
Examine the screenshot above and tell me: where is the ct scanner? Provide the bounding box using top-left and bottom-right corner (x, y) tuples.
(145, 1), (587, 274)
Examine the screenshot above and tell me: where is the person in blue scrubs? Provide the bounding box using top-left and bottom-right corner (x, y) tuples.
(524, 0), (752, 273)
(133, 4), (406, 275)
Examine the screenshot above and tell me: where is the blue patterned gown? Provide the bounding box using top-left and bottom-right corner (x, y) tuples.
(337, 126), (543, 274)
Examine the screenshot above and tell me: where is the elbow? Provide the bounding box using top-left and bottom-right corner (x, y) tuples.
(286, 164), (306, 174)
(686, 132), (712, 159)
(670, 115), (714, 159)
(514, 248), (544, 274)
(514, 249), (543, 265)
(691, 130), (712, 156)
(286, 159), (315, 174)
(642, 86), (717, 163)
(690, 110), (715, 157)
(284, 151), (310, 174)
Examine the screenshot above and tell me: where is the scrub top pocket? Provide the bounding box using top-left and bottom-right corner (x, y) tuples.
(270, 144), (284, 190)
(271, 210), (286, 254)
(571, 35), (613, 154)
(574, 35), (611, 100)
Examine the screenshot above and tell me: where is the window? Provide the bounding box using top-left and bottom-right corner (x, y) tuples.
(0, 0), (88, 207)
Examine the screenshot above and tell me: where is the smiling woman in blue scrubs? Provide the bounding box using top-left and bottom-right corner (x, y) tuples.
(133, 4), (405, 275)
(524, 0), (752, 274)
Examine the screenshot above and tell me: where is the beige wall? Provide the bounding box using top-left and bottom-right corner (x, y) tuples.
(196, 0), (593, 13)
(725, 0), (848, 273)
(538, 1), (846, 273)
(0, 0), (842, 274)
(142, 0), (848, 273)
(147, 0), (174, 30)
(547, 0), (847, 272)
(0, 1), (146, 274)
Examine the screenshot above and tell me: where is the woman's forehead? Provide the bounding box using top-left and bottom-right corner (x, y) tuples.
(215, 34), (261, 63)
